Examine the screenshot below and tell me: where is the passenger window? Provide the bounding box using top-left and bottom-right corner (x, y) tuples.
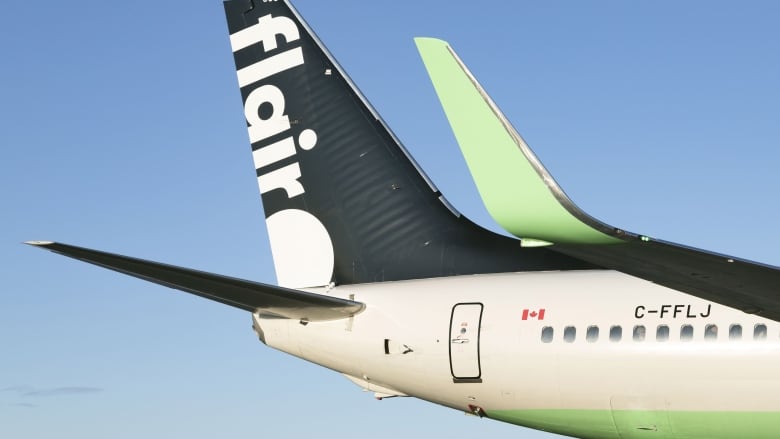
(541, 326), (554, 343)
(729, 324), (742, 340)
(564, 326), (576, 343)
(633, 325), (646, 342)
(656, 325), (670, 342)
(705, 324), (718, 341)
(680, 325), (694, 341)
(610, 326), (622, 342)
(586, 326), (599, 343)
(754, 324), (768, 340)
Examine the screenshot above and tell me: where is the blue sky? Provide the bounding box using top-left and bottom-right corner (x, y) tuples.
(2, 1), (779, 438)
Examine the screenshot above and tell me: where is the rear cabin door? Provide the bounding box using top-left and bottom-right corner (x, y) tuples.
(449, 303), (483, 382)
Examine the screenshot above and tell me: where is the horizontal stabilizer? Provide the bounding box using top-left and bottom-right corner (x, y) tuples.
(26, 241), (364, 321)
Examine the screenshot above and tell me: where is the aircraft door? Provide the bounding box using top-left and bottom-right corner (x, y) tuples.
(449, 303), (483, 382)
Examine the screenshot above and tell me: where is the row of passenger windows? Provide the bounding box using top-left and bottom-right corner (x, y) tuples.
(540, 323), (770, 343)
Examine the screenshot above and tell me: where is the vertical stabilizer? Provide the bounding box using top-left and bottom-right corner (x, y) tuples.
(223, 0), (594, 287)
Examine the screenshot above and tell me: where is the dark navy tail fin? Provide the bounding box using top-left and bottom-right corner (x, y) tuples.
(223, 0), (592, 288)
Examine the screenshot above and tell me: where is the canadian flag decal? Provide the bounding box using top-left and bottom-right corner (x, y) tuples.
(522, 308), (545, 320)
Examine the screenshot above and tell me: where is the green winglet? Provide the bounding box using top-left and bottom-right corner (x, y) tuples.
(415, 37), (621, 245)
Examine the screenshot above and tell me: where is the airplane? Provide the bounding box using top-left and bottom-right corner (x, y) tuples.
(27, 1), (780, 438)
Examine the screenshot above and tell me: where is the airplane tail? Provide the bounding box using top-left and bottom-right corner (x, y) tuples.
(223, 0), (594, 288)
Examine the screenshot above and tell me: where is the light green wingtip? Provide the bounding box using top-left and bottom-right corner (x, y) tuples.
(414, 37), (620, 245)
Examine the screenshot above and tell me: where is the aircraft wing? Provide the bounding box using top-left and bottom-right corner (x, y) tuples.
(26, 241), (364, 321)
(555, 240), (780, 319)
(415, 38), (780, 322)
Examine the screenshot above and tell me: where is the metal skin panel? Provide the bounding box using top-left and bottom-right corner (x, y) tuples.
(256, 271), (780, 438)
(488, 410), (780, 439)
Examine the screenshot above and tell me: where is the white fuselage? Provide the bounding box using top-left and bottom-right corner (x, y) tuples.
(252, 270), (780, 438)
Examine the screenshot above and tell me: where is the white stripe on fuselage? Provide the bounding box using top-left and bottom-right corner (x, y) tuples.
(253, 270), (780, 414)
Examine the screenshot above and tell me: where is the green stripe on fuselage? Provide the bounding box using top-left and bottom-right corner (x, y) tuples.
(415, 37), (619, 245)
(489, 409), (780, 439)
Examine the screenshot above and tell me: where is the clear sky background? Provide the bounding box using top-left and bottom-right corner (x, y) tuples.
(2, 1), (779, 438)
